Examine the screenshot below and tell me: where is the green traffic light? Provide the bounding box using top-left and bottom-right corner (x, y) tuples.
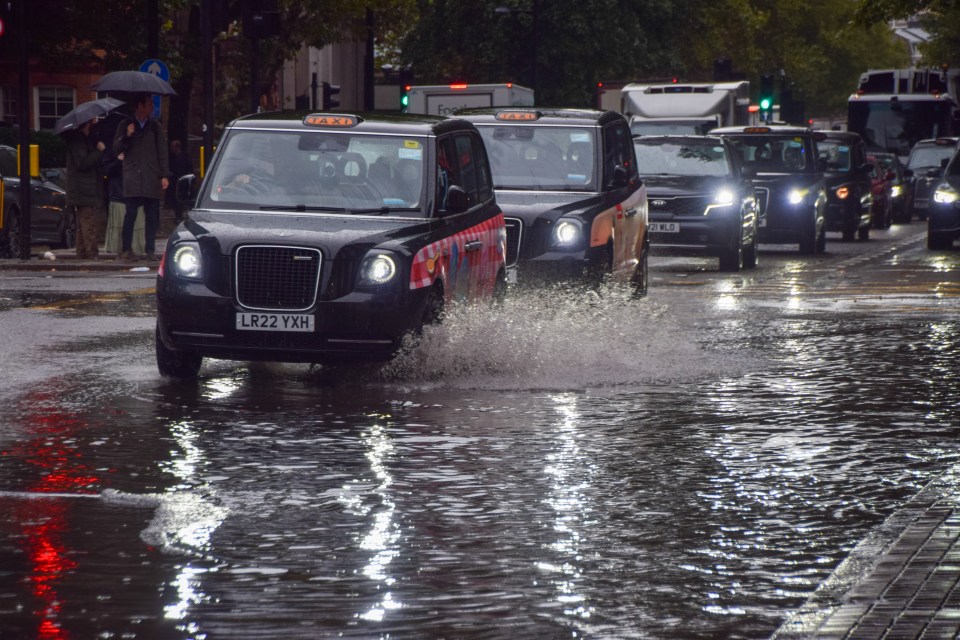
(401, 94), (409, 107)
(760, 97), (772, 110)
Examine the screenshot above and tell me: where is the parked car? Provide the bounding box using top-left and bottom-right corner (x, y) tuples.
(712, 125), (826, 254)
(872, 151), (912, 224)
(156, 112), (508, 378)
(634, 134), (759, 271)
(866, 154), (893, 229)
(927, 146), (960, 250)
(816, 131), (873, 240)
(454, 107), (649, 295)
(0, 145), (72, 258)
(906, 137), (959, 221)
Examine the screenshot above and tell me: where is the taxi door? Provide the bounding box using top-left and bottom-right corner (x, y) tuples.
(601, 120), (646, 274)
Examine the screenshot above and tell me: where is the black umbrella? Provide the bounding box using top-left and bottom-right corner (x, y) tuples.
(92, 70), (177, 96)
(54, 97), (126, 135)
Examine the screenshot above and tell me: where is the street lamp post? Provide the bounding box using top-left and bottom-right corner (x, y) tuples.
(495, 2), (538, 101)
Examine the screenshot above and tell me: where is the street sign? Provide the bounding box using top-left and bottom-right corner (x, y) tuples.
(139, 59), (170, 119)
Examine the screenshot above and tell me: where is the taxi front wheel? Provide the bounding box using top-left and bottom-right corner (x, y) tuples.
(156, 323), (203, 378)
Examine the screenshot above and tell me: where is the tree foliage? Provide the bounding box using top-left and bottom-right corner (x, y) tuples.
(856, 0), (960, 68)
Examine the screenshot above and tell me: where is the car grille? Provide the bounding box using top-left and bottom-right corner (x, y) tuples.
(754, 187), (770, 216)
(647, 195), (711, 217)
(504, 217), (522, 266)
(235, 245), (322, 311)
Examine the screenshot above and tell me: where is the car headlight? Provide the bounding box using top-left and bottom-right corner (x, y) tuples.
(934, 186), (959, 204)
(552, 219), (582, 248)
(713, 189), (735, 206)
(788, 188), (808, 205)
(171, 243), (202, 280)
(360, 252), (398, 285)
(835, 186), (850, 200)
(890, 184), (903, 198)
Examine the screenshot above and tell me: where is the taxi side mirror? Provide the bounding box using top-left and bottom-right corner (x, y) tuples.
(176, 174), (198, 204)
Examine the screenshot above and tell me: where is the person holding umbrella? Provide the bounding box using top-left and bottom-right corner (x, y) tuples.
(64, 118), (107, 259)
(112, 93), (170, 261)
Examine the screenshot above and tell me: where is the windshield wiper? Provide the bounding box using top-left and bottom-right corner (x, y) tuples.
(259, 204), (347, 212)
(348, 206), (419, 215)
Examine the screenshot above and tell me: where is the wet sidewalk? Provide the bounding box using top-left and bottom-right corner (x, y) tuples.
(772, 463), (960, 639)
(0, 238), (169, 272)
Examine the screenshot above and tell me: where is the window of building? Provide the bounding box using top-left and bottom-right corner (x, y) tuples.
(36, 86), (75, 131)
(0, 86), (17, 125)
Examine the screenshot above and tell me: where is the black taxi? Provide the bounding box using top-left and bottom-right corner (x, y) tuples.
(156, 112), (507, 378)
(454, 108), (649, 295)
(712, 125), (827, 254)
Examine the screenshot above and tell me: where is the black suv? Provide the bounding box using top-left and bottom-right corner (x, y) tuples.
(712, 125), (826, 254)
(455, 108), (649, 295)
(156, 112), (508, 378)
(926, 146), (960, 250)
(906, 137), (960, 221)
(634, 135), (759, 271)
(817, 131), (873, 241)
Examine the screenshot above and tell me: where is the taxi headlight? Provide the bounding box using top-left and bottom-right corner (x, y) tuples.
(712, 189), (735, 207)
(890, 184), (903, 198)
(552, 219), (582, 247)
(934, 186), (959, 204)
(788, 189), (808, 205)
(835, 186), (850, 200)
(360, 253), (398, 285)
(171, 243), (202, 280)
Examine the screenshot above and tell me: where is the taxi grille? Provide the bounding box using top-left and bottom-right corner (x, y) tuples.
(648, 196), (711, 217)
(504, 217), (522, 266)
(235, 245), (322, 311)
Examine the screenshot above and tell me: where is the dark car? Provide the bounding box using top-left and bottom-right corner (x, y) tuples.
(0, 145), (72, 258)
(873, 151), (912, 223)
(926, 147), (960, 250)
(712, 125), (826, 254)
(155, 112), (508, 378)
(634, 135), (759, 271)
(906, 137), (960, 221)
(866, 154), (893, 229)
(816, 131), (873, 240)
(455, 108), (649, 295)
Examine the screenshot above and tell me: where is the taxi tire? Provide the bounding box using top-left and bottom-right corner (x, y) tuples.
(156, 323), (203, 378)
(744, 228), (759, 269)
(857, 223), (870, 241)
(422, 283), (445, 328)
(928, 230), (954, 250)
(800, 218), (820, 254)
(631, 246), (649, 298)
(492, 270), (508, 307)
(718, 232), (744, 272)
(0, 207), (20, 259)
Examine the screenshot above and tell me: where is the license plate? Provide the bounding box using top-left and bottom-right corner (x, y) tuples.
(650, 222), (679, 233)
(236, 312), (314, 332)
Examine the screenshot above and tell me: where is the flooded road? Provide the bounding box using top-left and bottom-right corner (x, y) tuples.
(0, 224), (958, 639)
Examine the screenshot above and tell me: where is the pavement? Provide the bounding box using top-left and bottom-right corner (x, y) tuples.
(3, 213), (960, 639)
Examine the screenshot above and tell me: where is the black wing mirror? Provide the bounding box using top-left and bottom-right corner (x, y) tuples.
(444, 184), (468, 214)
(176, 174), (198, 203)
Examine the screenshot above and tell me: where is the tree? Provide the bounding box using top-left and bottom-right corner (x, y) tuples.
(856, 0), (960, 68)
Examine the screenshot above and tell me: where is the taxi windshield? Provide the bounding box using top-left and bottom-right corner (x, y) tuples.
(723, 134), (813, 173)
(201, 130), (426, 215)
(476, 125), (597, 191)
(634, 140), (731, 177)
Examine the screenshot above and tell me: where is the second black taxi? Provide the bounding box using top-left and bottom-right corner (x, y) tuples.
(156, 112), (508, 378)
(454, 108), (649, 295)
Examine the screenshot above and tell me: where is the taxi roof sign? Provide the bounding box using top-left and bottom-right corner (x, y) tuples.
(303, 114), (361, 127)
(495, 110), (541, 121)
(743, 126), (772, 133)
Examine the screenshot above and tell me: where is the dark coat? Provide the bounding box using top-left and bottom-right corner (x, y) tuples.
(65, 129), (104, 208)
(113, 116), (169, 200)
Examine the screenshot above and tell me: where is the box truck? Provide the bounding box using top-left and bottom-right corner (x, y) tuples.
(402, 83), (534, 116)
(621, 81), (751, 135)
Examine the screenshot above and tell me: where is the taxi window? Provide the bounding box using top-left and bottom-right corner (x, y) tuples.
(635, 140), (732, 177)
(437, 132), (492, 212)
(603, 122), (635, 188)
(724, 134), (812, 172)
(817, 140), (853, 171)
(476, 125), (597, 191)
(202, 129), (427, 215)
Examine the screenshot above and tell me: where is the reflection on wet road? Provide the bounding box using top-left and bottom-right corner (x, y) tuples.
(0, 225), (958, 639)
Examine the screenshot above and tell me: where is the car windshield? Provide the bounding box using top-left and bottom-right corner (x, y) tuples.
(817, 140), (855, 172)
(200, 130), (426, 215)
(634, 140), (731, 177)
(0, 146), (17, 177)
(906, 145), (955, 172)
(722, 134), (813, 173)
(631, 120), (717, 136)
(476, 125), (597, 191)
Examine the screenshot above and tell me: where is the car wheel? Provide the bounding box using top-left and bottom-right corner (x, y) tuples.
(0, 207), (21, 259)
(928, 230), (954, 250)
(631, 244), (649, 298)
(492, 269), (508, 308)
(857, 223), (870, 240)
(422, 282), (445, 327)
(800, 217), (819, 255)
(586, 242), (612, 288)
(55, 207), (77, 249)
(815, 224), (827, 254)
(743, 226), (759, 269)
(156, 323), (203, 378)
(718, 230), (744, 272)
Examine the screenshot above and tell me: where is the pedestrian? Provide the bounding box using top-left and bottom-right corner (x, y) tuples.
(112, 93), (169, 261)
(96, 109), (145, 256)
(166, 139), (193, 223)
(64, 118), (106, 259)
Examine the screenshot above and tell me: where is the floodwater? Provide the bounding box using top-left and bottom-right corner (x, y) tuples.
(1, 233), (959, 639)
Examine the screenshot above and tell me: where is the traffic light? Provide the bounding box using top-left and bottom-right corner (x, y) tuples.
(759, 74), (775, 122)
(399, 67), (414, 111)
(322, 82), (340, 110)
